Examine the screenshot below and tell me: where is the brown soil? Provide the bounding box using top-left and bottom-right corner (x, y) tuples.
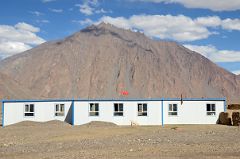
(1, 121), (240, 159)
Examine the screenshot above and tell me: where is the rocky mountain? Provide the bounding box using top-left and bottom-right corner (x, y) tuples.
(0, 23), (239, 103)
(0, 72), (36, 100)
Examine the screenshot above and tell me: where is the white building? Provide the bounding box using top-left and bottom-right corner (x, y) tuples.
(1, 98), (226, 127)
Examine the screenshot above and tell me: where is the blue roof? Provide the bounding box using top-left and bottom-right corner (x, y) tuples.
(1, 97), (226, 103)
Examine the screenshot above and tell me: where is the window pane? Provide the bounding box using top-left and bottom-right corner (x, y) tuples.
(168, 112), (177, 116)
(138, 104), (142, 112)
(143, 104), (147, 111)
(207, 104), (211, 111)
(138, 104), (142, 111)
(89, 112), (94, 116)
(89, 103), (93, 111)
(56, 112), (64, 116)
(212, 104), (216, 111)
(25, 113), (34, 116)
(95, 103), (99, 111)
(90, 112), (99, 116)
(173, 104), (177, 111)
(60, 105), (64, 112)
(25, 105), (29, 112)
(119, 104), (123, 111)
(90, 104), (94, 111)
(60, 104), (64, 112)
(56, 104), (59, 111)
(114, 112), (123, 116)
(207, 112), (216, 116)
(114, 104), (118, 111)
(138, 112), (147, 116)
(30, 104), (34, 112)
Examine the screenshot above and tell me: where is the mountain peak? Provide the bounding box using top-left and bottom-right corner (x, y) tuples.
(81, 22), (127, 34)
(78, 22), (151, 45)
(96, 22), (113, 28)
(79, 22), (175, 46)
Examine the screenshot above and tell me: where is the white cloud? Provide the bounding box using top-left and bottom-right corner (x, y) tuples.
(97, 15), (240, 42)
(0, 24), (45, 45)
(194, 16), (221, 27)
(49, 8), (63, 13)
(75, 3), (94, 15)
(0, 40), (32, 57)
(0, 22), (45, 58)
(184, 44), (240, 62)
(221, 18), (240, 31)
(95, 8), (112, 14)
(72, 19), (94, 25)
(75, 0), (111, 16)
(195, 16), (240, 31)
(15, 22), (40, 32)
(138, 0), (240, 11)
(232, 70), (240, 75)
(36, 20), (50, 23)
(29, 11), (44, 16)
(98, 15), (212, 41)
(88, 0), (99, 6)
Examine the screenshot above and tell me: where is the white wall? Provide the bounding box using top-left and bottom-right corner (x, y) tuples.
(3, 101), (72, 126)
(73, 101), (162, 126)
(163, 101), (224, 124)
(3, 99), (225, 127)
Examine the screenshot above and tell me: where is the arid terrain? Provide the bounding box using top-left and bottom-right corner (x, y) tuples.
(1, 121), (240, 159)
(0, 23), (239, 103)
(0, 23), (240, 159)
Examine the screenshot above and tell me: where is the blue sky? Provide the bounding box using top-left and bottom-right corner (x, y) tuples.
(0, 0), (240, 74)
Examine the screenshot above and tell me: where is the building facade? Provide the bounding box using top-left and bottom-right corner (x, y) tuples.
(2, 98), (226, 127)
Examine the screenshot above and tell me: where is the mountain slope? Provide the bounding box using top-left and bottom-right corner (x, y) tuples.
(0, 23), (239, 103)
(0, 72), (36, 99)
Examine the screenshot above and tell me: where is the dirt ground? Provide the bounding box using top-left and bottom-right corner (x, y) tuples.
(0, 121), (240, 159)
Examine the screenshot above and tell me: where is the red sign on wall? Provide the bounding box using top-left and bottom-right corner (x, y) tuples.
(120, 91), (129, 96)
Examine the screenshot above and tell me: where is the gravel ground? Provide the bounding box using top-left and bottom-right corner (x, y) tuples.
(1, 121), (240, 159)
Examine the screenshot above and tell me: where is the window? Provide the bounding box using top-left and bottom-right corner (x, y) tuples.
(24, 104), (34, 117)
(168, 104), (178, 116)
(206, 104), (216, 116)
(138, 103), (147, 116)
(55, 104), (65, 116)
(89, 103), (99, 116)
(114, 103), (123, 116)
